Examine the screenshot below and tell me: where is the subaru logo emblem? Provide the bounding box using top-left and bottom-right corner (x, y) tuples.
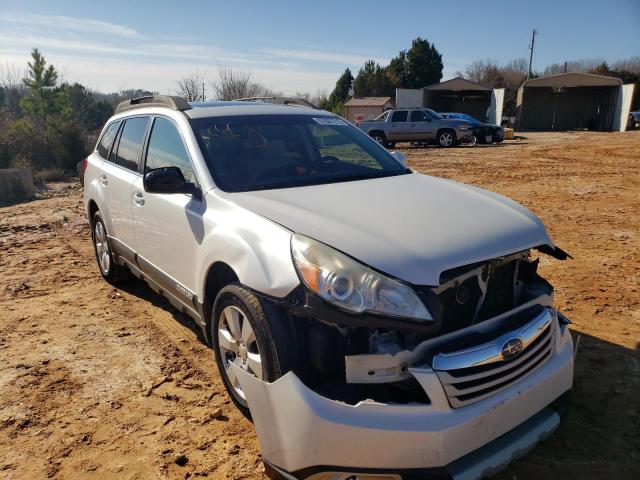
(501, 338), (524, 360)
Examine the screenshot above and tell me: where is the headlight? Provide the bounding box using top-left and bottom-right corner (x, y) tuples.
(291, 234), (432, 320)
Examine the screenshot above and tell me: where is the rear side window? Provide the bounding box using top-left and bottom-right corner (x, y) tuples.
(145, 117), (196, 183)
(96, 121), (121, 159)
(391, 111), (408, 122)
(114, 117), (149, 171)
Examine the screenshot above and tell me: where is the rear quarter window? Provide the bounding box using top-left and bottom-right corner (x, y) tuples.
(96, 121), (121, 160)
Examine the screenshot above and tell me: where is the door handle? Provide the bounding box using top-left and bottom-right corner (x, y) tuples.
(99, 174), (108, 186)
(133, 191), (145, 206)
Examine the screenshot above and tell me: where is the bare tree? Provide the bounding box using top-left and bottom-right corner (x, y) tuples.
(175, 70), (205, 101)
(612, 56), (640, 74)
(457, 58), (527, 89)
(210, 67), (273, 100)
(0, 63), (28, 113)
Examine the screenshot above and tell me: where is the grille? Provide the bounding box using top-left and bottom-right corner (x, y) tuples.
(434, 312), (556, 408)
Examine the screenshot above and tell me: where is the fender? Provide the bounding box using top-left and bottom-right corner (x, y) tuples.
(196, 191), (300, 301)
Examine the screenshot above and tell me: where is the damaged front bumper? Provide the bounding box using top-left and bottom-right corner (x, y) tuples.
(232, 309), (574, 480)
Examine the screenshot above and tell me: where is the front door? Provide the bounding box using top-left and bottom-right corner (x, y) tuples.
(131, 116), (204, 308)
(408, 110), (435, 140)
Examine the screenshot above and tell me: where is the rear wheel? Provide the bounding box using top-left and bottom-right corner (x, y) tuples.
(437, 129), (457, 148)
(212, 284), (285, 416)
(91, 211), (130, 284)
(371, 132), (391, 148)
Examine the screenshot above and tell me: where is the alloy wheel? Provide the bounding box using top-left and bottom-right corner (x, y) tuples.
(94, 221), (111, 275)
(440, 132), (453, 147)
(217, 305), (263, 400)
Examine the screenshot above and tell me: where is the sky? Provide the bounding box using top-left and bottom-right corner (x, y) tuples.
(0, 0), (638, 96)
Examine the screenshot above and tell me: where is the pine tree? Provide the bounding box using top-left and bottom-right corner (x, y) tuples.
(386, 38), (444, 89)
(320, 68), (354, 114)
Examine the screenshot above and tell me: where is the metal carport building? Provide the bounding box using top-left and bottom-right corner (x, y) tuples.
(396, 77), (505, 125)
(515, 73), (624, 131)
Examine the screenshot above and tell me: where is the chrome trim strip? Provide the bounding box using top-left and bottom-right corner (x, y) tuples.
(436, 326), (553, 385)
(445, 347), (554, 408)
(432, 308), (554, 371)
(443, 341), (554, 397)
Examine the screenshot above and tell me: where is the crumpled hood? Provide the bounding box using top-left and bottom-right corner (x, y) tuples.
(222, 173), (553, 286)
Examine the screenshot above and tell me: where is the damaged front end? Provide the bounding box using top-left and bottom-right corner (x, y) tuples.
(243, 247), (575, 479)
(287, 249), (557, 406)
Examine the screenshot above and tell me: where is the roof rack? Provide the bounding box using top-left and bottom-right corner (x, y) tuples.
(115, 95), (192, 114)
(234, 96), (319, 109)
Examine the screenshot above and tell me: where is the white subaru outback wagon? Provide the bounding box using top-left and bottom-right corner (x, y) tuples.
(83, 95), (574, 480)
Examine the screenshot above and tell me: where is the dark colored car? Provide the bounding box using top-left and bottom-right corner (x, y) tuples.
(629, 111), (640, 130)
(442, 113), (504, 144)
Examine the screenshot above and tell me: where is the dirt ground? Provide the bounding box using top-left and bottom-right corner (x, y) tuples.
(1, 131), (639, 479)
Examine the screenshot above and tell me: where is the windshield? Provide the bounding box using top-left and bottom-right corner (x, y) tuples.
(426, 109), (444, 120)
(190, 114), (409, 192)
(374, 111), (389, 121)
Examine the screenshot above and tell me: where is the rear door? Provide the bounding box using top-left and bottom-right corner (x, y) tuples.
(131, 116), (204, 308)
(99, 116), (150, 257)
(387, 110), (410, 141)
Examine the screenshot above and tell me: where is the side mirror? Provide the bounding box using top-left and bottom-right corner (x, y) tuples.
(390, 150), (407, 166)
(143, 167), (198, 195)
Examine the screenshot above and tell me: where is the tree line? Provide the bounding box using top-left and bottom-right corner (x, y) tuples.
(0, 49), (158, 177)
(0, 50), (280, 177)
(319, 36), (639, 118)
(2, 47), (638, 177)
(320, 37), (444, 115)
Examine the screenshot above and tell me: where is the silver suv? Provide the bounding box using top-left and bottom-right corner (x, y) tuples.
(357, 108), (474, 147)
(83, 96), (574, 480)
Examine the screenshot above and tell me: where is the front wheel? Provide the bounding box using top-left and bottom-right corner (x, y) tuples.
(437, 130), (457, 148)
(212, 284), (285, 416)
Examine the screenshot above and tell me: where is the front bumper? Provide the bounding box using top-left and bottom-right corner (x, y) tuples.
(457, 131), (475, 143)
(233, 317), (574, 479)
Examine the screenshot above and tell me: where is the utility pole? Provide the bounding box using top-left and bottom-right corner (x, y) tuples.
(564, 61), (568, 73)
(527, 29), (538, 79)
(202, 82), (206, 101)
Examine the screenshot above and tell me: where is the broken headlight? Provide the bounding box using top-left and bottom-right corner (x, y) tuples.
(291, 233), (432, 320)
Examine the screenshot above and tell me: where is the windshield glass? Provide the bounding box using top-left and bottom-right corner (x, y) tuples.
(190, 114), (409, 192)
(374, 111), (389, 121)
(426, 109), (444, 120)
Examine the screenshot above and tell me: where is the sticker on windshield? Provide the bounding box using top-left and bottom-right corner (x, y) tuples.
(312, 117), (348, 126)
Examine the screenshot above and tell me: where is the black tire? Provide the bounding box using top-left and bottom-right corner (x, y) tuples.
(370, 132), (391, 148)
(387, 141), (396, 148)
(437, 129), (457, 148)
(211, 283), (288, 416)
(91, 211), (130, 284)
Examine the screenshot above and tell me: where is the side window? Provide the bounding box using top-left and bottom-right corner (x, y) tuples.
(145, 117), (196, 183)
(114, 117), (149, 171)
(391, 110), (408, 122)
(96, 121), (121, 159)
(410, 110), (428, 122)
